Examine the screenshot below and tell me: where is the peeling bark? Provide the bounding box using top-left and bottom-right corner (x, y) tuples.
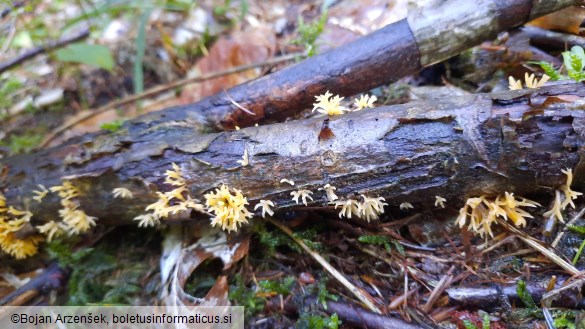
(2, 83), (585, 228)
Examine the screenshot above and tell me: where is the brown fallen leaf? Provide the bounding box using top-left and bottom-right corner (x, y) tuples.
(180, 26), (276, 104)
(528, 7), (585, 35)
(204, 276), (229, 305)
(542, 94), (583, 107)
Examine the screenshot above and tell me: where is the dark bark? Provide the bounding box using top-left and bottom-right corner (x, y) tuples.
(521, 25), (585, 51)
(446, 277), (585, 310)
(0, 263), (68, 306)
(2, 82), (585, 227)
(265, 296), (427, 329)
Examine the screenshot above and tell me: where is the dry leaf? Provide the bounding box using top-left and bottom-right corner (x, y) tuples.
(542, 95), (583, 107)
(161, 230), (250, 307)
(528, 7), (585, 35)
(180, 27), (275, 104)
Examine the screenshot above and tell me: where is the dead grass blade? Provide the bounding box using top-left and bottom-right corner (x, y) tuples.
(266, 217), (383, 314)
(496, 218), (580, 276)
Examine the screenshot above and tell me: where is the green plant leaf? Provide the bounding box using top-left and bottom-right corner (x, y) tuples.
(528, 61), (562, 81)
(482, 313), (490, 329)
(562, 46), (585, 82)
(292, 9), (328, 57)
(569, 71), (585, 82)
(568, 225), (585, 235)
(462, 320), (479, 329)
(554, 311), (576, 329)
(258, 276), (295, 295)
(56, 43), (114, 70)
(571, 46), (585, 64)
(100, 119), (126, 132)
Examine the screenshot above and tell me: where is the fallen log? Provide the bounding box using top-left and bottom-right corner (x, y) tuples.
(2, 82), (584, 230)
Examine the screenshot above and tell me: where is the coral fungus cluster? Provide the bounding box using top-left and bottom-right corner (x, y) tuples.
(51, 181), (97, 235)
(455, 193), (540, 237)
(204, 184), (252, 232)
(134, 163), (204, 228)
(0, 194), (43, 259)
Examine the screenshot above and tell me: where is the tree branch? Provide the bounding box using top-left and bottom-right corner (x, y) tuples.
(0, 28), (89, 74)
(123, 0), (580, 132)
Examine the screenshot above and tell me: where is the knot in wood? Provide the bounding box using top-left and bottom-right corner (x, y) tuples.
(320, 150), (337, 167)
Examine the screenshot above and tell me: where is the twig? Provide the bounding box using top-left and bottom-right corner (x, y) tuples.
(40, 52), (303, 147)
(447, 277), (585, 309)
(521, 25), (585, 51)
(422, 267), (454, 312)
(496, 218), (580, 276)
(552, 206), (585, 248)
(265, 216), (383, 314)
(0, 27), (90, 74)
(0, 1), (26, 19)
(0, 263), (68, 306)
(223, 89), (255, 116)
(0, 19), (16, 56)
(266, 295), (425, 329)
(541, 277), (585, 308)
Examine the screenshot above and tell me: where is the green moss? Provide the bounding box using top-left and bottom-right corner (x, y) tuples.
(100, 119), (126, 132)
(297, 312), (340, 329)
(258, 276), (295, 296)
(291, 9), (328, 57)
(1, 132), (43, 154)
(252, 221), (293, 254)
(358, 234), (404, 255)
(228, 274), (265, 320)
(46, 229), (159, 305)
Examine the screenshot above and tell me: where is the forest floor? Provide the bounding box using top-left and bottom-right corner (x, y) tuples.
(1, 1), (585, 328)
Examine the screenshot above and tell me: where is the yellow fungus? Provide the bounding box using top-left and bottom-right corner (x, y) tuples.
(37, 221), (68, 242)
(334, 199), (361, 219)
(524, 73), (550, 89)
(0, 198), (43, 259)
(133, 214), (160, 228)
(280, 179), (295, 186)
(435, 196), (447, 208)
(204, 185), (252, 232)
(353, 94), (377, 111)
(508, 73), (550, 90)
(291, 189), (313, 206)
(561, 168), (582, 210)
(319, 184), (338, 202)
(254, 200), (275, 218)
(164, 163), (186, 187)
(358, 195), (387, 221)
(50, 181), (80, 200)
(237, 149), (249, 167)
(456, 193), (539, 238)
(312, 91), (347, 116)
(544, 190), (564, 223)
(32, 184), (49, 203)
(112, 187), (133, 199)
